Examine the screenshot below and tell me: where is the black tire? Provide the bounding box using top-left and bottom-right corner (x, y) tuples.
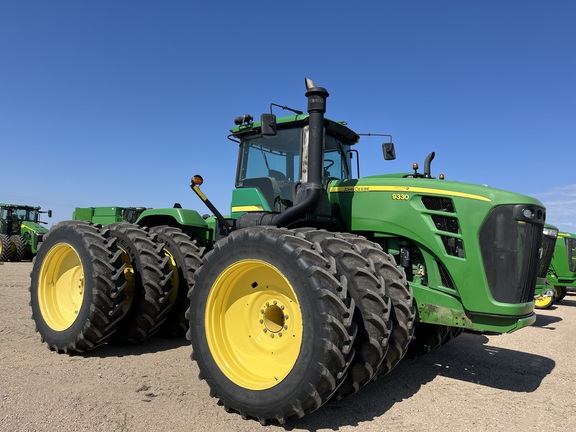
(337, 234), (416, 379)
(29, 221), (128, 353)
(148, 225), (204, 336)
(107, 223), (175, 344)
(0, 234), (10, 261)
(188, 226), (356, 424)
(9, 235), (26, 262)
(555, 286), (568, 303)
(295, 228), (392, 400)
(405, 323), (451, 359)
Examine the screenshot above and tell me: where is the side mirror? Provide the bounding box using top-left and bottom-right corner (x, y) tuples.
(382, 142), (396, 160)
(261, 113), (277, 136)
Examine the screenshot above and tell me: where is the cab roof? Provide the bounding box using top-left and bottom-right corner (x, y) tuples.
(230, 114), (360, 145)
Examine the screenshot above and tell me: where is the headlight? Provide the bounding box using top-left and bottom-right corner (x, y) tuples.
(543, 227), (558, 238)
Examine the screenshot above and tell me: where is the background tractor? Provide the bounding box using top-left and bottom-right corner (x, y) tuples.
(547, 230), (576, 302)
(0, 203), (51, 262)
(533, 224), (559, 309)
(29, 78), (546, 424)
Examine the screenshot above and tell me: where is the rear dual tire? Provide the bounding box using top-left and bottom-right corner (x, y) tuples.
(29, 221), (178, 353)
(29, 221), (128, 353)
(148, 225), (203, 336)
(106, 223), (175, 345)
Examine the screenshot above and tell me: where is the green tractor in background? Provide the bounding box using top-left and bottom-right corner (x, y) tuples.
(547, 230), (576, 302)
(0, 203), (51, 262)
(29, 79), (547, 424)
(533, 224), (559, 309)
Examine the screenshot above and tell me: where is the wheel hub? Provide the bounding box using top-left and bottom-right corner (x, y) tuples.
(260, 300), (288, 337)
(205, 259), (303, 390)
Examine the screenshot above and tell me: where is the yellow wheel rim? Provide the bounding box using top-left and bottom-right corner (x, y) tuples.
(535, 294), (553, 309)
(205, 259), (303, 390)
(37, 243), (85, 331)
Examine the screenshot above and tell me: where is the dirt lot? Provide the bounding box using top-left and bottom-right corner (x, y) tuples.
(1, 261), (575, 432)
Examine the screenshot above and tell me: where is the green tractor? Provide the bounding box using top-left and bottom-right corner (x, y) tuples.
(533, 224), (559, 309)
(0, 203), (51, 262)
(29, 79), (546, 424)
(547, 230), (576, 302)
(72, 206), (148, 225)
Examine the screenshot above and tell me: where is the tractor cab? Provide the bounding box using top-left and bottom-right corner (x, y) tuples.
(0, 205), (41, 236)
(0, 204), (51, 261)
(229, 115), (358, 216)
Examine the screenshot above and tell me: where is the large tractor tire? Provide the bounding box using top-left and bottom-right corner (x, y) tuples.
(9, 235), (26, 262)
(149, 225), (204, 336)
(296, 228), (392, 400)
(337, 234), (416, 379)
(188, 226), (356, 424)
(0, 234), (10, 261)
(107, 223), (175, 345)
(29, 221), (128, 353)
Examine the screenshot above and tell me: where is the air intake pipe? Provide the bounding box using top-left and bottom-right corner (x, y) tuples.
(423, 151), (435, 178)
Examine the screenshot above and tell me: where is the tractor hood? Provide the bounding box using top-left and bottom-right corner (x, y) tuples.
(20, 221), (49, 235)
(347, 175), (546, 208)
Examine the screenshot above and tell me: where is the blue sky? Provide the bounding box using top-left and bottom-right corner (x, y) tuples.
(1, 1), (575, 232)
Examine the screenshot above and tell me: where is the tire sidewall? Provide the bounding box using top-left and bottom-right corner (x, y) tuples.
(30, 224), (96, 347)
(190, 232), (330, 410)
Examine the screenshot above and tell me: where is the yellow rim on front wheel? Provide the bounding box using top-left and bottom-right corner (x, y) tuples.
(38, 243), (85, 331)
(205, 259), (303, 390)
(534, 295), (553, 309)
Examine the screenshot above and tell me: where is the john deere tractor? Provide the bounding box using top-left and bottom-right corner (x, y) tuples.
(533, 224), (559, 309)
(547, 230), (576, 302)
(29, 79), (546, 424)
(0, 203), (51, 262)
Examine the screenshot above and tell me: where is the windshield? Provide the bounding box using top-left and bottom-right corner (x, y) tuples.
(236, 127), (351, 185)
(12, 207), (39, 223)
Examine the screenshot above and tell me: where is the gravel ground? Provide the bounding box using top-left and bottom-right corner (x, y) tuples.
(1, 261), (575, 432)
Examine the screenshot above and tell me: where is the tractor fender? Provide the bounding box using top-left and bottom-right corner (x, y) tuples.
(136, 208), (208, 229)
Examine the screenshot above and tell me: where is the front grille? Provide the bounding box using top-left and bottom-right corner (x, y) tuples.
(422, 196), (455, 212)
(437, 261), (456, 289)
(432, 215), (460, 234)
(479, 205), (545, 303)
(538, 235), (557, 278)
(423, 197), (463, 257)
(567, 238), (576, 273)
(440, 235), (465, 258)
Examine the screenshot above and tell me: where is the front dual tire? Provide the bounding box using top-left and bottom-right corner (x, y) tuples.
(188, 227), (357, 424)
